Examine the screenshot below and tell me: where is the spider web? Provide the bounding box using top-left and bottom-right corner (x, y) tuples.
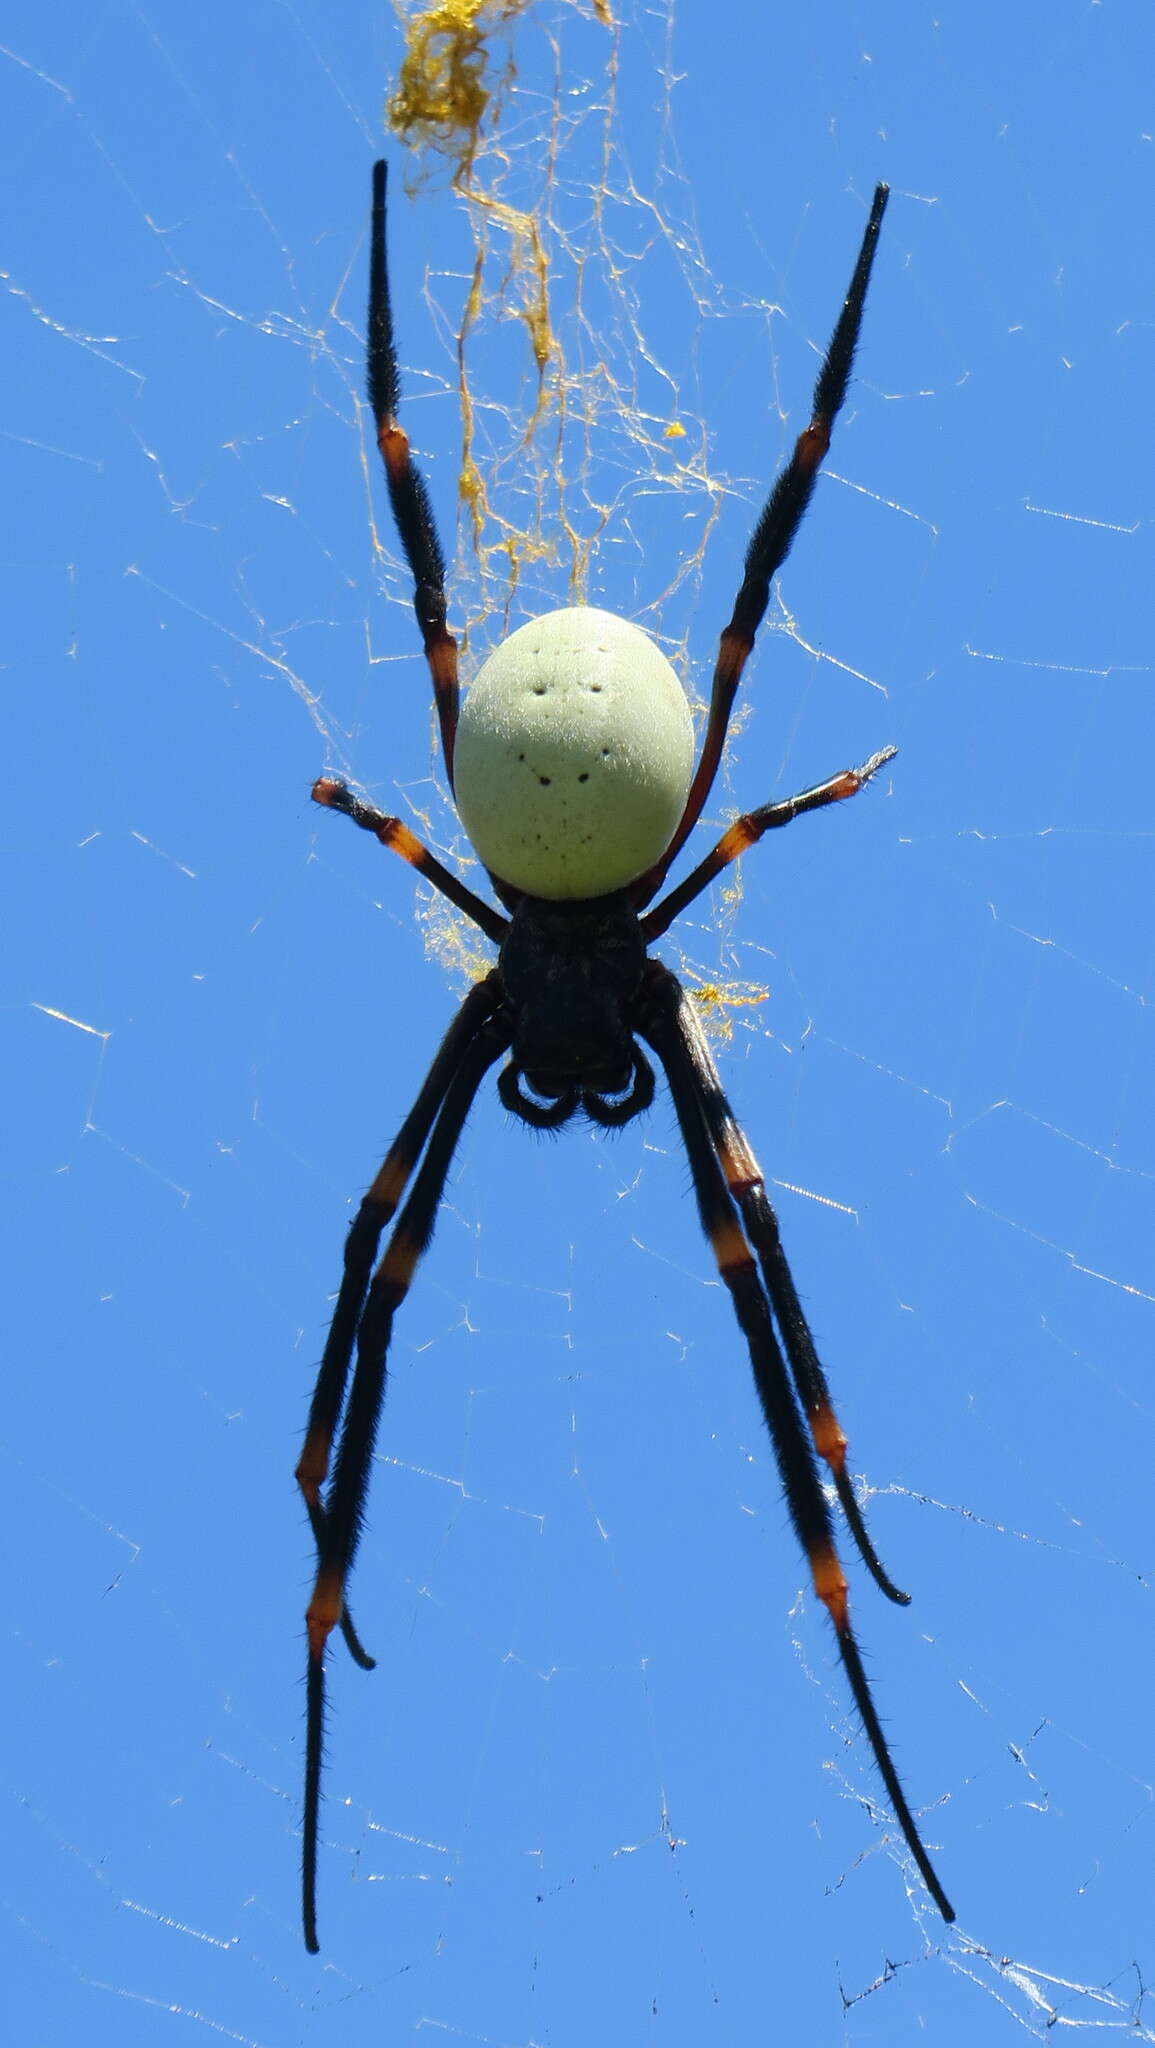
(6, 0), (1155, 2041)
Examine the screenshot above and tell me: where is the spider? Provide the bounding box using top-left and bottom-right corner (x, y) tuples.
(296, 161), (953, 1952)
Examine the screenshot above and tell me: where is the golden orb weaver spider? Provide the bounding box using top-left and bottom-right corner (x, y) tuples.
(296, 162), (953, 1952)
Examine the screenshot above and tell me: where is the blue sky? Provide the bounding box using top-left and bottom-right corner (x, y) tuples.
(6, 1), (1155, 2042)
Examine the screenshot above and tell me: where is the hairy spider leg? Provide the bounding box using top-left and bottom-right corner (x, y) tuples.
(367, 160), (460, 785)
(636, 184), (889, 908)
(639, 967), (954, 1922)
(644, 961), (909, 1607)
(296, 973), (505, 1672)
(302, 1007), (513, 1952)
(312, 777), (510, 946)
(640, 746), (896, 945)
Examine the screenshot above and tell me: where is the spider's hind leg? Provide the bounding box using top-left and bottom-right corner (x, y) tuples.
(634, 184), (890, 907)
(640, 745), (895, 945)
(367, 160), (460, 784)
(312, 777), (509, 944)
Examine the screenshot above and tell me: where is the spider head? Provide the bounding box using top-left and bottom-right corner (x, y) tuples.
(498, 893), (652, 1125)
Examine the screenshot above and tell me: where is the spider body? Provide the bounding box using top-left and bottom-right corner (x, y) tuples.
(297, 162), (953, 1952)
(497, 890), (653, 1123)
(454, 604), (694, 898)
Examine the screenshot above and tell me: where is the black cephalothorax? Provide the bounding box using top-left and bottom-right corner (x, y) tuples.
(497, 893), (652, 1125)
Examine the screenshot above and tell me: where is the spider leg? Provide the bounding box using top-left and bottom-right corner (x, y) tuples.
(312, 777), (509, 944)
(635, 185), (889, 907)
(367, 159), (460, 785)
(643, 962), (908, 1605)
(297, 974), (504, 1671)
(640, 745), (895, 944)
(638, 964), (953, 1922)
(302, 1004), (512, 1953)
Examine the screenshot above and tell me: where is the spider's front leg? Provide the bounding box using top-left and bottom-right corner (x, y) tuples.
(298, 988), (511, 1952)
(644, 959), (909, 1605)
(637, 961), (953, 1921)
(296, 978), (505, 1610)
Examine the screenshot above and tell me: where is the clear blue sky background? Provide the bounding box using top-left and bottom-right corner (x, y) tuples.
(6, 2), (1155, 2042)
